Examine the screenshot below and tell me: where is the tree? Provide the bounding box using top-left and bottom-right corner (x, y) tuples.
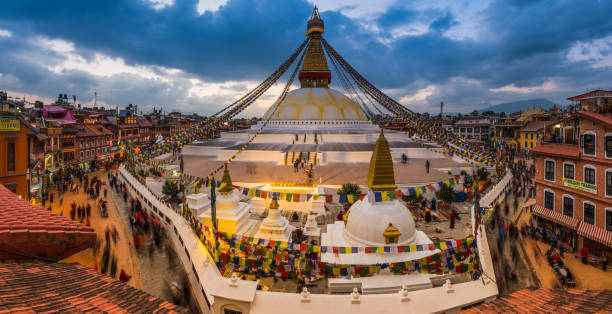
(477, 167), (489, 181)
(162, 180), (180, 198)
(337, 183), (361, 196)
(436, 183), (455, 203)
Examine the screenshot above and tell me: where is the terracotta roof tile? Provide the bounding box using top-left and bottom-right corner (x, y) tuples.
(0, 185), (96, 261)
(0, 262), (190, 313)
(461, 288), (612, 313)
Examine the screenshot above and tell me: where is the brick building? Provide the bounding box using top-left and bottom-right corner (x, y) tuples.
(77, 124), (113, 170)
(533, 98), (612, 256)
(0, 115), (36, 199)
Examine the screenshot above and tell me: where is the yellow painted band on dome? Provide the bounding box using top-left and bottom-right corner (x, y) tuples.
(263, 88), (368, 121)
(306, 27), (324, 36)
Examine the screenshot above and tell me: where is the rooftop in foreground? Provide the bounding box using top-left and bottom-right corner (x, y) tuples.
(0, 261), (190, 313)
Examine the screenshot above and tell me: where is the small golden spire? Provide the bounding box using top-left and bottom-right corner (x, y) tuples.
(367, 129), (397, 191)
(269, 198), (279, 209)
(220, 164), (233, 192)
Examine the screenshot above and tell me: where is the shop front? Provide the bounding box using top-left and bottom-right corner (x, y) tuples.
(532, 204), (580, 253)
(577, 222), (612, 258)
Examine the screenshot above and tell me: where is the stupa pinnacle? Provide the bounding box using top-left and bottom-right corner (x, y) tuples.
(299, 6), (331, 88)
(220, 164), (233, 192)
(366, 129), (397, 191)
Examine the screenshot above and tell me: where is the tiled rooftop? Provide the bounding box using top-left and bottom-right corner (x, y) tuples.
(0, 184), (96, 261)
(0, 261), (190, 313)
(461, 288), (612, 313)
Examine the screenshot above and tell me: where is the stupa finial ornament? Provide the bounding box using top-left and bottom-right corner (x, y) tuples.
(300, 5), (331, 88)
(367, 129), (397, 191)
(220, 164), (233, 193)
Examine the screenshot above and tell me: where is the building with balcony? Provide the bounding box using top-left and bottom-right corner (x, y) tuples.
(518, 120), (556, 152)
(454, 117), (493, 143)
(533, 110), (612, 257)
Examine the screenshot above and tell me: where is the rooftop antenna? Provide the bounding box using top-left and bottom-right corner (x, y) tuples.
(94, 91), (97, 107)
(440, 101), (444, 118)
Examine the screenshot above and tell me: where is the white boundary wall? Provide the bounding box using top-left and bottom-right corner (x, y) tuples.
(119, 166), (498, 314)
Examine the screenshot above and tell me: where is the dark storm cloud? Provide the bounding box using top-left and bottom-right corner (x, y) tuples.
(0, 0), (611, 113)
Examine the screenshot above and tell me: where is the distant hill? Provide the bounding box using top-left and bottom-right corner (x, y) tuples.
(482, 98), (559, 114)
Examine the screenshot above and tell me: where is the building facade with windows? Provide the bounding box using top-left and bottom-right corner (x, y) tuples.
(0, 115), (36, 199)
(454, 117), (493, 143)
(76, 124), (112, 170)
(519, 120), (554, 152)
(533, 110), (612, 256)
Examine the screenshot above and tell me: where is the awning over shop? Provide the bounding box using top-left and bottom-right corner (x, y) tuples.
(577, 222), (612, 248)
(532, 205), (580, 230)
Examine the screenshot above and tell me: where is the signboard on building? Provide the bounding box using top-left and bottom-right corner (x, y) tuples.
(562, 178), (597, 194)
(0, 119), (20, 132)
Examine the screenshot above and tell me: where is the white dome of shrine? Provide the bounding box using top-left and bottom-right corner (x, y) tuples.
(344, 196), (417, 246)
(263, 88), (368, 121)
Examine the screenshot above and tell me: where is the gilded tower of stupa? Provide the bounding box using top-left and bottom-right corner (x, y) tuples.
(299, 6), (331, 88)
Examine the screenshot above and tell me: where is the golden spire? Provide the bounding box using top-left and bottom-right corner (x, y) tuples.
(269, 198), (279, 209)
(367, 129), (397, 191)
(220, 164), (233, 192)
(300, 6), (331, 88)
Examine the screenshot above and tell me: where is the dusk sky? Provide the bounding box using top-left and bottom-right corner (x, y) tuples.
(1, 0), (611, 116)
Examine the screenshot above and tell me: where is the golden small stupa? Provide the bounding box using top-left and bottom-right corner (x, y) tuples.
(219, 164), (233, 193)
(366, 129), (397, 191)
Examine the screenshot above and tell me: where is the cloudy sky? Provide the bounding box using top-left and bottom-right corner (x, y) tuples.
(1, 0), (611, 116)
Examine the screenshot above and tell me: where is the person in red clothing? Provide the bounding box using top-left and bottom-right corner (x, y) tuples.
(580, 247), (589, 264)
(449, 210), (456, 229)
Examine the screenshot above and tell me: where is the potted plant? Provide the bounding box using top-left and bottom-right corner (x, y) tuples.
(436, 183), (455, 209)
(162, 179), (180, 203)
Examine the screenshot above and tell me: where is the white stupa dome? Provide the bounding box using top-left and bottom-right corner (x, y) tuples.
(263, 88), (368, 121)
(344, 196), (417, 246)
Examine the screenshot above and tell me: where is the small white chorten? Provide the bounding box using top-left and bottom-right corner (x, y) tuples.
(255, 199), (294, 242)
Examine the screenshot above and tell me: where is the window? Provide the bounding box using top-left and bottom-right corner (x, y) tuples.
(530, 142), (534, 148)
(7, 142), (15, 171)
(544, 190), (554, 210)
(563, 163), (574, 179)
(607, 209), (612, 232)
(224, 309), (242, 314)
(545, 160), (555, 181)
(530, 133), (534, 140)
(583, 133), (595, 155)
(584, 166), (595, 185)
(583, 202), (595, 225)
(607, 170), (612, 197)
(467, 128), (472, 133)
(80, 151), (84, 160)
(607, 135), (612, 158)
(563, 196), (574, 217)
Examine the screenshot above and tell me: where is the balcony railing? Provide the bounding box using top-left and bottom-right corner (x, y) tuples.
(541, 137), (578, 145)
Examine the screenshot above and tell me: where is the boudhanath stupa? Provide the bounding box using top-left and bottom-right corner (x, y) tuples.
(182, 8), (473, 215)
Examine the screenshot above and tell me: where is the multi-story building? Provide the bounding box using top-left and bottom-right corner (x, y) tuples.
(76, 124), (112, 170)
(454, 117), (493, 143)
(518, 120), (554, 152)
(493, 117), (524, 151)
(137, 117), (152, 146)
(533, 92), (612, 257)
(0, 114), (36, 199)
(60, 127), (79, 166)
